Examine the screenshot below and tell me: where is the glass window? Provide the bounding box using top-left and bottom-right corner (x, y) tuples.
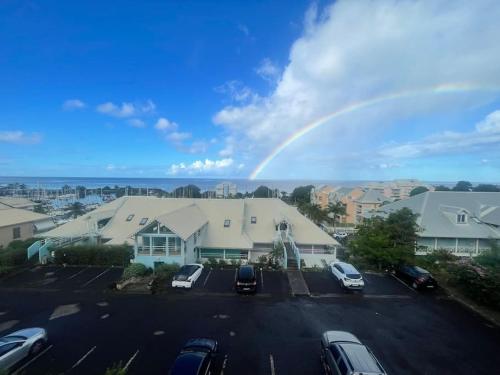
(12, 227), (21, 239)
(126, 214), (134, 221)
(139, 217), (148, 225)
(224, 219), (231, 227)
(457, 213), (467, 223)
(329, 345), (341, 362)
(337, 357), (349, 374)
(251, 216), (257, 224)
(0, 342), (21, 356)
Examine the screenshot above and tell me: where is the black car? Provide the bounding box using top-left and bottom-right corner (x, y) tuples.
(395, 265), (438, 290)
(170, 338), (218, 375)
(235, 265), (257, 293)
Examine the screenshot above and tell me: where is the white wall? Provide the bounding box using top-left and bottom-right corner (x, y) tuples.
(301, 253), (337, 267)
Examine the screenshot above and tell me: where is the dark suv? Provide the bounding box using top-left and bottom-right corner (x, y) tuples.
(395, 265), (438, 290)
(235, 265), (257, 293)
(320, 331), (387, 375)
(169, 338), (218, 375)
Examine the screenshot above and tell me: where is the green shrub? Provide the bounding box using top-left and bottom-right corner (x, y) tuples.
(154, 263), (180, 281)
(207, 257), (218, 268)
(53, 245), (132, 266)
(230, 259), (241, 267)
(218, 259), (227, 268)
(0, 247), (26, 267)
(104, 362), (127, 375)
(122, 263), (150, 280)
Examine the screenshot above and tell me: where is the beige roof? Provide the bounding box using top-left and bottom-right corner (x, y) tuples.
(0, 207), (52, 228)
(0, 197), (37, 209)
(44, 196), (338, 248)
(156, 204), (208, 241)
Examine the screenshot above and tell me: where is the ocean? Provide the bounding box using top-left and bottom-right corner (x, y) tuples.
(0, 176), (367, 193)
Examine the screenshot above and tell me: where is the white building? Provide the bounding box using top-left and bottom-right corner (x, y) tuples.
(215, 182), (237, 198)
(41, 196), (339, 268)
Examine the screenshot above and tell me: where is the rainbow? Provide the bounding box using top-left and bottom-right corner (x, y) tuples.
(249, 83), (500, 180)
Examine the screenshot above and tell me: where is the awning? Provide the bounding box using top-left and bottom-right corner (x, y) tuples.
(34, 220), (57, 233)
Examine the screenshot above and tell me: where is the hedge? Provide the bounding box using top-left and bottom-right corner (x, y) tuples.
(53, 245), (132, 266)
(122, 263), (150, 280)
(154, 263), (180, 281)
(0, 238), (38, 268)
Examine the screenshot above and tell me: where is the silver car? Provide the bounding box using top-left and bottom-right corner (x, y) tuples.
(0, 328), (48, 371)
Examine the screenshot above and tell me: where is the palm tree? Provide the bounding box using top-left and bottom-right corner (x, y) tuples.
(68, 202), (85, 218)
(327, 201), (347, 230)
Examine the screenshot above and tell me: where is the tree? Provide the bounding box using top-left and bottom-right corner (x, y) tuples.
(472, 184), (500, 192)
(452, 181), (473, 192)
(409, 186), (429, 196)
(291, 185), (315, 204)
(68, 202), (85, 218)
(434, 185), (450, 191)
(349, 208), (418, 269)
(298, 202), (327, 225)
(34, 204), (48, 214)
(327, 201), (347, 228)
(253, 185), (273, 198)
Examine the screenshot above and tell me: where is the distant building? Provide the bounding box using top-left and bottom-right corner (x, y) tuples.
(0, 205), (55, 248)
(365, 191), (500, 256)
(310, 185), (337, 209)
(354, 189), (391, 224)
(215, 182), (237, 198)
(332, 188), (365, 225)
(0, 197), (38, 211)
(363, 179), (433, 201)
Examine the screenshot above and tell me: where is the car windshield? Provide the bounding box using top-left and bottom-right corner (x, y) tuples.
(0, 336), (25, 343)
(413, 266), (430, 275)
(346, 273), (361, 279)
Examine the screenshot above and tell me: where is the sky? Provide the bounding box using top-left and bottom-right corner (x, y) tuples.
(1, 0), (500, 182)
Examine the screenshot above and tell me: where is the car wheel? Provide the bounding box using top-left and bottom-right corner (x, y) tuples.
(30, 340), (45, 355)
(412, 281), (418, 289)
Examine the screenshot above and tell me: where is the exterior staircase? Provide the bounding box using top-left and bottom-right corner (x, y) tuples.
(284, 242), (298, 270)
(283, 240), (310, 296)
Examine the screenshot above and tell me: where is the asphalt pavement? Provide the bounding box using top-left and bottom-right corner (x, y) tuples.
(0, 265), (499, 374)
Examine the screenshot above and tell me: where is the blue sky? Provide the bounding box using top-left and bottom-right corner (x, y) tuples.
(1, 0), (500, 182)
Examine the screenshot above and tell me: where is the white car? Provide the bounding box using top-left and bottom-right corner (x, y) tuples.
(330, 261), (365, 290)
(334, 232), (348, 239)
(172, 264), (204, 288)
(0, 328), (48, 371)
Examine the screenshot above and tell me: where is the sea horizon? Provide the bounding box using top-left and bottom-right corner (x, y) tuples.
(0, 175), (485, 193)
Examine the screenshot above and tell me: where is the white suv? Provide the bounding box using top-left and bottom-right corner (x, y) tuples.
(330, 261), (364, 290)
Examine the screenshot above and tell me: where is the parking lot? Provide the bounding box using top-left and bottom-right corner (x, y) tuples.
(1, 265), (500, 374)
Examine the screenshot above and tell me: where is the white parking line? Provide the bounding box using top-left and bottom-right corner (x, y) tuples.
(67, 266), (89, 280)
(219, 354), (228, 375)
(390, 274), (417, 293)
(269, 353), (276, 375)
(12, 344), (53, 375)
(260, 268), (264, 290)
(124, 349), (139, 370)
(71, 346), (96, 369)
(81, 268), (111, 287)
(203, 269), (212, 287)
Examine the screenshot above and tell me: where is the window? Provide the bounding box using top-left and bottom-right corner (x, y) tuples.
(251, 216), (257, 224)
(12, 226), (21, 239)
(224, 219), (231, 227)
(334, 264), (344, 274)
(0, 342), (21, 356)
(126, 214), (135, 221)
(337, 357), (348, 374)
(457, 213), (467, 224)
(139, 217), (148, 225)
(329, 345), (341, 362)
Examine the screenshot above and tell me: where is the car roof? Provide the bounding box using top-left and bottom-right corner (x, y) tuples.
(412, 265), (429, 274)
(179, 265), (200, 273)
(338, 343), (384, 373)
(323, 330), (361, 345)
(171, 352), (206, 374)
(335, 262), (360, 274)
(238, 265), (255, 277)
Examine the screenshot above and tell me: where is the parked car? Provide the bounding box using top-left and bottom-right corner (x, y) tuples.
(320, 331), (387, 375)
(169, 338), (218, 375)
(394, 265), (438, 290)
(334, 232), (348, 239)
(172, 264), (204, 289)
(0, 328), (48, 372)
(330, 261), (365, 290)
(235, 265), (257, 293)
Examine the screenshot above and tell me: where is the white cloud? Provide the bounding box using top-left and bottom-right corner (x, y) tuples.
(62, 99), (86, 110)
(238, 24), (250, 36)
(0, 131), (42, 144)
(106, 164), (115, 171)
(168, 158), (234, 175)
(255, 58), (280, 83)
(213, 0), (500, 178)
(97, 100), (156, 118)
(379, 110), (500, 159)
(214, 80), (257, 103)
(167, 131), (191, 143)
(155, 117), (178, 131)
(128, 118), (146, 128)
(186, 141), (208, 154)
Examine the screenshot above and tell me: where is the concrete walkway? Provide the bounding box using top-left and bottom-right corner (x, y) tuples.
(286, 270), (310, 296)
